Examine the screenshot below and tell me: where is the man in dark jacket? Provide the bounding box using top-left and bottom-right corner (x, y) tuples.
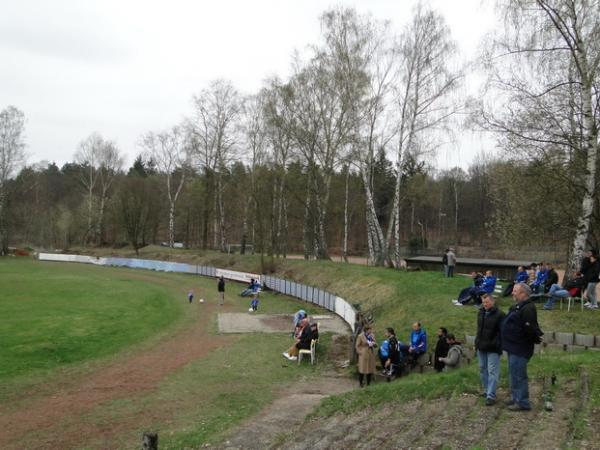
(543, 263), (559, 293)
(476, 294), (505, 405)
(501, 283), (543, 411)
(434, 327), (450, 372)
(583, 254), (600, 309)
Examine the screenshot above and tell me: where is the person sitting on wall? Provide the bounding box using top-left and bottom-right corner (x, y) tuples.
(433, 327), (450, 373)
(454, 270), (496, 306)
(383, 327), (401, 377)
(399, 322), (427, 367)
(453, 272), (484, 305)
(240, 278), (260, 297)
(438, 334), (465, 371)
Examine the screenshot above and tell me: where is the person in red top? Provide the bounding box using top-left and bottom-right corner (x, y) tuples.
(543, 272), (586, 310)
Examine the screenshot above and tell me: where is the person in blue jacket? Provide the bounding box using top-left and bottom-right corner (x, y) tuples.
(502, 266), (530, 297)
(454, 270), (497, 306)
(530, 263), (548, 294)
(400, 322), (427, 367)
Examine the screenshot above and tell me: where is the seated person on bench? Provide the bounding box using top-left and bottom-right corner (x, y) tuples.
(503, 266), (529, 297)
(530, 262), (548, 294)
(454, 270), (496, 306)
(453, 272), (483, 304)
(542, 272), (586, 310)
(399, 322), (427, 367)
(240, 278), (260, 297)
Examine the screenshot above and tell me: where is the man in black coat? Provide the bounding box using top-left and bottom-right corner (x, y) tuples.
(433, 327), (450, 372)
(501, 283), (543, 411)
(475, 294), (505, 405)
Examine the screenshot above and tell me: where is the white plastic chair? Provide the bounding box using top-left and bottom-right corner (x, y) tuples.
(298, 339), (318, 365)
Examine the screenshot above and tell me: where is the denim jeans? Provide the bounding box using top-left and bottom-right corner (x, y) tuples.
(478, 350), (500, 399)
(507, 353), (531, 409)
(587, 282), (598, 306)
(544, 284), (569, 308)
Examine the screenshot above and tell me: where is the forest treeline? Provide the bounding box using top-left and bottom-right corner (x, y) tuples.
(1, 1), (599, 272)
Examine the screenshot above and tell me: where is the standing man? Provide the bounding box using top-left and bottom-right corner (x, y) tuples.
(446, 248), (457, 277)
(217, 276), (225, 306)
(583, 253), (600, 309)
(501, 283), (543, 411)
(187, 290), (194, 304)
(442, 249), (449, 276)
(476, 293), (505, 406)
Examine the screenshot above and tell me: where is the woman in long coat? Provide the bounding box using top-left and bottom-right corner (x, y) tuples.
(355, 325), (377, 387)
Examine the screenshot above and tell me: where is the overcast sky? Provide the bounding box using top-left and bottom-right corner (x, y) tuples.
(0, 0), (497, 171)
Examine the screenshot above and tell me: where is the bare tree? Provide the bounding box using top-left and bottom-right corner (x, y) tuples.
(140, 126), (188, 248)
(263, 78), (295, 258)
(0, 106), (26, 253)
(387, 5), (462, 267)
(482, 0), (600, 273)
(189, 80), (241, 252)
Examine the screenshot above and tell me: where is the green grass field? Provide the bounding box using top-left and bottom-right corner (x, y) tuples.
(0, 259), (185, 390)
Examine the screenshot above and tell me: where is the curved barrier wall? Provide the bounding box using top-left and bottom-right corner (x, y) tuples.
(38, 253), (356, 332)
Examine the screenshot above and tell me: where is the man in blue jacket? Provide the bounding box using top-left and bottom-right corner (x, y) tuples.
(454, 270), (497, 306)
(400, 322), (427, 367)
(501, 283), (543, 411)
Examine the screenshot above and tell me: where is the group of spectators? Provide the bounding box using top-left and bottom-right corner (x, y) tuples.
(502, 252), (599, 311)
(355, 284), (543, 411)
(355, 322), (430, 387)
(282, 310), (319, 361)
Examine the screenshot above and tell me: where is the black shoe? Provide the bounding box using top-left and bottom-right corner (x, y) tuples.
(480, 392), (487, 398)
(507, 403), (531, 411)
(485, 398), (496, 406)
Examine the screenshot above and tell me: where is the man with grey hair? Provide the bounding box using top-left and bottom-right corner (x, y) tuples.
(501, 282), (543, 411)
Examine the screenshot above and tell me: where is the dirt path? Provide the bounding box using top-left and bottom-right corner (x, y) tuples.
(0, 299), (234, 450)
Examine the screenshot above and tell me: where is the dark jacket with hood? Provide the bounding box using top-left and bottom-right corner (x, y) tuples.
(501, 299), (542, 358)
(476, 305), (505, 354)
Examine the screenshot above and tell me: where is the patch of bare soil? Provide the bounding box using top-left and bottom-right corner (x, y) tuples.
(217, 313), (351, 335)
(275, 376), (585, 450)
(0, 299), (234, 450)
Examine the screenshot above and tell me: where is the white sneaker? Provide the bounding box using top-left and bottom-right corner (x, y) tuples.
(454, 302), (463, 307)
(584, 301), (591, 307)
(452, 300), (459, 304)
(289, 356), (298, 361)
(589, 304), (599, 309)
(283, 352), (289, 358)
